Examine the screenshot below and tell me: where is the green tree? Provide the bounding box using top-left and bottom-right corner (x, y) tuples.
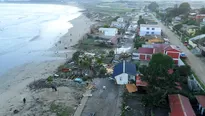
(178, 2), (191, 14)
(200, 26), (205, 34)
(139, 64), (182, 107)
(177, 65), (191, 77)
(134, 39), (145, 49)
(148, 2), (159, 12)
(99, 67), (107, 75)
(103, 24), (109, 28)
(199, 7), (205, 14)
(173, 24), (182, 30)
(72, 51), (81, 63)
(78, 55), (92, 69)
(183, 19), (198, 25)
(149, 53), (174, 70)
(108, 50), (115, 57)
(138, 15), (146, 26)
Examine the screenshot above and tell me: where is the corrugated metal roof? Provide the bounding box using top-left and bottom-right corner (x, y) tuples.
(169, 94), (196, 116)
(112, 61), (137, 77)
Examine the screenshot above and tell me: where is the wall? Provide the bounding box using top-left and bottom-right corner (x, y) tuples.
(139, 26), (161, 36)
(115, 73), (128, 85)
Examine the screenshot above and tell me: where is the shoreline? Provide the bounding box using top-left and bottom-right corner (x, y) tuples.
(0, 12), (94, 115)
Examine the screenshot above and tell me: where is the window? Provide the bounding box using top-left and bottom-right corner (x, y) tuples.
(152, 28), (155, 30)
(147, 27), (150, 30)
(146, 32), (149, 34)
(151, 32), (154, 34)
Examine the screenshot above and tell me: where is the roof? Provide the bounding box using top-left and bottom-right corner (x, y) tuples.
(164, 45), (180, 52)
(99, 28), (118, 31)
(140, 24), (160, 28)
(126, 84), (137, 93)
(112, 61), (137, 77)
(153, 44), (169, 53)
(195, 95), (205, 109)
(196, 14), (205, 17)
(138, 48), (154, 54)
(169, 94), (196, 116)
(189, 34), (205, 41)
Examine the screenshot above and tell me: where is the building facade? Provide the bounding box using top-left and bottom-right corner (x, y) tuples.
(139, 24), (162, 36)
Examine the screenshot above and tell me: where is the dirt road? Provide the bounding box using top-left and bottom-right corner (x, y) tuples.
(151, 14), (205, 84)
(81, 78), (122, 116)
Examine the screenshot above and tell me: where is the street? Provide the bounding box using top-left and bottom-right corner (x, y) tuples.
(151, 14), (205, 84)
(81, 78), (122, 116)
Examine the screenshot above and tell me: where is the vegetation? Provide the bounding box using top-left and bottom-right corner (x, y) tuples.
(139, 63), (183, 107)
(108, 50), (115, 57)
(178, 2), (191, 14)
(47, 76), (53, 83)
(173, 24), (182, 30)
(199, 7), (205, 14)
(183, 19), (198, 26)
(50, 102), (74, 116)
(148, 2), (159, 12)
(72, 51), (81, 63)
(137, 15), (146, 26)
(134, 38), (145, 49)
(149, 53), (174, 70)
(103, 24), (109, 28)
(165, 2), (191, 21)
(177, 65), (191, 77)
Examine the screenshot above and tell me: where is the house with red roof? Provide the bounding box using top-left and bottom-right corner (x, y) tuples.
(133, 44), (183, 65)
(168, 94), (196, 116)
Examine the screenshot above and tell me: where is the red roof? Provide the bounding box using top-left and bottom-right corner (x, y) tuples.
(152, 44), (180, 53)
(164, 45), (180, 52)
(196, 95), (205, 109)
(169, 94), (196, 116)
(138, 48), (154, 54)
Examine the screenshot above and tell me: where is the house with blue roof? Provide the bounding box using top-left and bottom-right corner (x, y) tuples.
(112, 60), (137, 85)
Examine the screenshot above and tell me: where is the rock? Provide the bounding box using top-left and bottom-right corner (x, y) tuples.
(13, 109), (19, 114)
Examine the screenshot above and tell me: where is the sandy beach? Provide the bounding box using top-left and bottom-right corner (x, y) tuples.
(0, 13), (94, 116)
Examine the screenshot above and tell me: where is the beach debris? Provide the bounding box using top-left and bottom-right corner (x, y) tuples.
(54, 74), (59, 77)
(83, 94), (92, 97)
(61, 68), (70, 72)
(13, 109), (19, 114)
(125, 106), (131, 111)
(103, 86), (106, 90)
(23, 98), (26, 104)
(74, 78), (83, 83)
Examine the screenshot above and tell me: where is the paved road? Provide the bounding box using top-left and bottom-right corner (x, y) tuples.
(151, 14), (205, 84)
(81, 78), (122, 116)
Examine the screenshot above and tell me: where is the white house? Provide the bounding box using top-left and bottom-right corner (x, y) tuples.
(117, 17), (124, 23)
(99, 28), (118, 36)
(111, 21), (126, 29)
(112, 61), (137, 85)
(139, 24), (161, 36)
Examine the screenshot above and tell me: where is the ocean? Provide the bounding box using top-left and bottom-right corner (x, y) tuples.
(0, 3), (81, 76)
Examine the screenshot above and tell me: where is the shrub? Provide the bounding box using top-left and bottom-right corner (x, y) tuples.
(47, 76), (53, 83)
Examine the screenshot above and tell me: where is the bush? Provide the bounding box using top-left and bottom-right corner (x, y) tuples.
(47, 76), (53, 83)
